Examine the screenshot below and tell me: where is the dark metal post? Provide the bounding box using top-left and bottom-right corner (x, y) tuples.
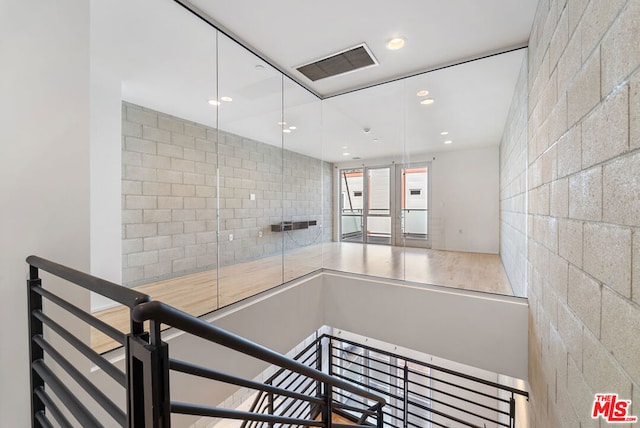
(376, 403), (384, 428)
(403, 363), (409, 428)
(267, 392), (274, 428)
(509, 393), (516, 428)
(126, 320), (170, 427)
(28, 265), (45, 427)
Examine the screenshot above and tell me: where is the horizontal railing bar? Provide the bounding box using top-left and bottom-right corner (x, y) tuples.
(32, 360), (103, 428)
(332, 402), (378, 416)
(34, 386), (73, 428)
(32, 286), (125, 345)
(33, 335), (126, 426)
(265, 338), (320, 384)
(333, 424), (370, 428)
(331, 371), (405, 403)
(133, 302), (386, 407)
(271, 379), (316, 415)
(406, 396), (482, 428)
(33, 310), (126, 387)
(169, 359), (324, 406)
(408, 396), (508, 428)
(332, 361), (403, 392)
(170, 402), (325, 426)
(407, 383), (510, 417)
(326, 335), (528, 398)
(331, 351), (404, 383)
(407, 371), (510, 404)
(34, 411), (53, 428)
(408, 417), (449, 428)
(27, 256), (150, 308)
(332, 390), (369, 409)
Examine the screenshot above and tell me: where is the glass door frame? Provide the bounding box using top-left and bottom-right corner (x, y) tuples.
(339, 164), (396, 245)
(394, 162), (431, 248)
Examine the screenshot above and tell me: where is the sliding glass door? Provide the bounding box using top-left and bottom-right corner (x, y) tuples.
(340, 166), (393, 245)
(395, 163), (431, 248)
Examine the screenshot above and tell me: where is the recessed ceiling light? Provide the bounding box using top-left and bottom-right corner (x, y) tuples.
(373, 139), (380, 143)
(420, 98), (435, 105)
(220, 96), (233, 102)
(343, 152), (351, 156)
(283, 129), (292, 133)
(440, 131), (449, 135)
(278, 121), (287, 126)
(255, 64), (265, 71)
(208, 99), (221, 106)
(342, 145), (348, 149)
(444, 140), (453, 145)
(289, 126), (297, 130)
(416, 90), (429, 97)
(386, 37), (406, 50)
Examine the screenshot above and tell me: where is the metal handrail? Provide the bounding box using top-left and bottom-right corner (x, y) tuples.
(131, 300), (387, 407)
(27, 255), (150, 308)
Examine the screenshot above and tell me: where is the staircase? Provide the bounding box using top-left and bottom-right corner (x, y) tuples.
(25, 255), (527, 427)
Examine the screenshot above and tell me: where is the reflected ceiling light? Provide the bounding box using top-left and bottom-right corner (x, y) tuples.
(416, 90), (429, 97)
(289, 126), (297, 130)
(208, 99), (221, 106)
(373, 139), (380, 143)
(283, 129), (292, 133)
(444, 140), (453, 145)
(278, 121), (287, 126)
(440, 131), (449, 135)
(420, 98), (435, 105)
(386, 37), (406, 50)
(343, 152), (351, 156)
(342, 145), (348, 149)
(220, 96), (233, 102)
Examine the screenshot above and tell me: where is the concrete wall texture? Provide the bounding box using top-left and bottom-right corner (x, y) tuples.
(499, 0), (640, 426)
(121, 102), (332, 286)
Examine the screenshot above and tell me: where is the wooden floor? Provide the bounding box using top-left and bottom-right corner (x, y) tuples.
(92, 243), (512, 353)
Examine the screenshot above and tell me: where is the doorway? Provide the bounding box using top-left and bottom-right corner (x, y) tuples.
(340, 163), (430, 247)
(340, 166), (393, 245)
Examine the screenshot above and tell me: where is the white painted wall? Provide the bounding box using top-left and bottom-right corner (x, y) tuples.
(322, 271), (527, 379)
(0, 1), (91, 425)
(429, 146), (500, 253)
(89, 0), (124, 311)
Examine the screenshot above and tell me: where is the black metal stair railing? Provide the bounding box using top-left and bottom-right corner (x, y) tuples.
(243, 334), (529, 428)
(26, 255), (386, 427)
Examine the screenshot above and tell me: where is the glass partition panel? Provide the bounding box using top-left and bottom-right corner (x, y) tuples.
(282, 78), (324, 281)
(322, 80), (405, 280)
(400, 51), (525, 296)
(117, 0), (219, 313)
(93, 0), (219, 352)
(216, 33), (284, 307)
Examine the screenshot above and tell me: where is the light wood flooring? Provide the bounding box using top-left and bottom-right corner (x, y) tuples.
(92, 243), (513, 353)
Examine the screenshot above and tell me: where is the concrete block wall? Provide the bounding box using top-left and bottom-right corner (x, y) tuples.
(122, 102), (332, 286)
(500, 0), (640, 426)
(500, 54), (529, 297)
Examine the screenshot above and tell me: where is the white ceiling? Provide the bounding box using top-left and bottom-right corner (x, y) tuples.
(98, 0), (537, 163)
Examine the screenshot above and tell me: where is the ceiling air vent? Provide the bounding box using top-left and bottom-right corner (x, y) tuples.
(296, 44), (378, 82)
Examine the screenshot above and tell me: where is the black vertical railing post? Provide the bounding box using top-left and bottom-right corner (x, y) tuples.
(376, 403), (384, 428)
(267, 392), (274, 428)
(127, 319), (170, 427)
(28, 264), (45, 427)
(509, 392), (516, 428)
(403, 363), (409, 428)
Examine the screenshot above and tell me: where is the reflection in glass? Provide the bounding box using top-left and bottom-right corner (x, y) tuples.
(340, 168), (364, 243)
(282, 78), (325, 282)
(216, 32), (284, 306)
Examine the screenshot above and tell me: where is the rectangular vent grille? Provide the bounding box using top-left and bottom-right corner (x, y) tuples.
(296, 44), (378, 82)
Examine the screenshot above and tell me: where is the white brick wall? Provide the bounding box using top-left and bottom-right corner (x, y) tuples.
(500, 0), (640, 426)
(122, 102), (333, 286)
